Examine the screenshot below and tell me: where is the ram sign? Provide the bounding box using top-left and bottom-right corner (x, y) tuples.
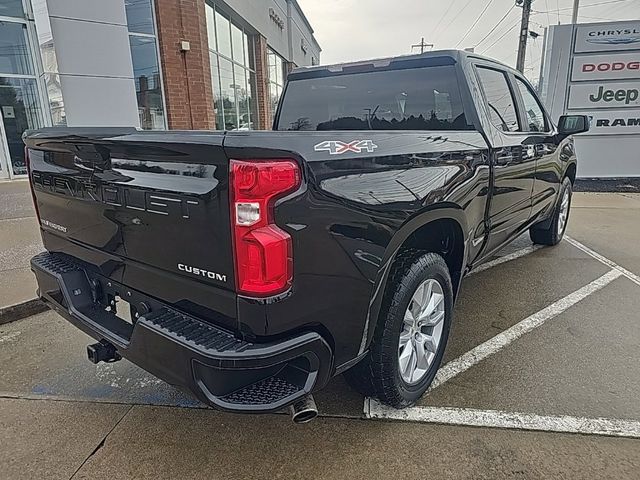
(587, 111), (640, 135)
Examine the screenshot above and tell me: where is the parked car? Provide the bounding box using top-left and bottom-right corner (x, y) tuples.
(24, 50), (588, 423)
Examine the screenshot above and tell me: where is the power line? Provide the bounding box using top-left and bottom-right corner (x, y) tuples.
(536, 0), (634, 12)
(432, 1), (460, 39)
(473, 4), (517, 49)
(480, 19), (521, 54)
(455, 0), (499, 48)
(438, 0), (476, 37)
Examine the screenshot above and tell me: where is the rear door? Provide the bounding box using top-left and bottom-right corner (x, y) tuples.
(511, 74), (560, 222)
(474, 64), (536, 254)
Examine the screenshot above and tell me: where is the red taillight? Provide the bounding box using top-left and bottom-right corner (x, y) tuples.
(24, 147), (41, 221)
(230, 159), (301, 296)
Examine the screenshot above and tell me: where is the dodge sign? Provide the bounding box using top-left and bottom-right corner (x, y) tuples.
(571, 52), (640, 81)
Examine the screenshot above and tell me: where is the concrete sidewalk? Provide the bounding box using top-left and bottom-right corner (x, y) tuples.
(0, 180), (44, 321)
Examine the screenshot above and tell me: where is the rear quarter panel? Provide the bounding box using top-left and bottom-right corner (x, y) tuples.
(225, 130), (489, 366)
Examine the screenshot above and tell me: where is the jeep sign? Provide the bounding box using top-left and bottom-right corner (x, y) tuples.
(568, 82), (640, 109)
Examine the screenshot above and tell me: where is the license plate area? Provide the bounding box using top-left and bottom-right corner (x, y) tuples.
(106, 294), (134, 325)
(88, 275), (157, 342)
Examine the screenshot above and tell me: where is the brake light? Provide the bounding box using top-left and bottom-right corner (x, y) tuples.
(24, 147), (41, 221)
(230, 159), (301, 296)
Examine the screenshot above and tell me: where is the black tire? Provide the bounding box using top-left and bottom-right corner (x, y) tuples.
(345, 250), (454, 408)
(529, 177), (572, 246)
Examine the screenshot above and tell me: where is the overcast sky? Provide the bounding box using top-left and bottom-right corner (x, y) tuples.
(297, 0), (640, 82)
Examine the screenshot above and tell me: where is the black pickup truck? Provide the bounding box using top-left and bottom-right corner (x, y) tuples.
(24, 50), (588, 422)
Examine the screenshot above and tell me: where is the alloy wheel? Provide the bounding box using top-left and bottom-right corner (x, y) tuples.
(398, 278), (446, 385)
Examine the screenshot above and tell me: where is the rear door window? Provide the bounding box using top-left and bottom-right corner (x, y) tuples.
(276, 65), (472, 131)
(475, 67), (520, 133)
(514, 77), (549, 132)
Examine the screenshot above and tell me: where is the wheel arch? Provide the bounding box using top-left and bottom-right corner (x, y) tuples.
(564, 161), (577, 185)
(357, 205), (469, 356)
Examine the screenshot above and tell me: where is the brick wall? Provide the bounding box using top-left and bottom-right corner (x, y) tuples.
(254, 34), (271, 130)
(154, 0), (215, 130)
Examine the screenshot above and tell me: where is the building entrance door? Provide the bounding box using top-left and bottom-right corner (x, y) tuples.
(0, 111), (11, 179)
(0, 77), (43, 178)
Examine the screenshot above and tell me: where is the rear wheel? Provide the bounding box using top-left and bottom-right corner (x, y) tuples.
(345, 250), (453, 408)
(529, 177), (572, 246)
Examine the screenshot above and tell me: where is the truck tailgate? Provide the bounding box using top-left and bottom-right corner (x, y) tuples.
(24, 129), (236, 325)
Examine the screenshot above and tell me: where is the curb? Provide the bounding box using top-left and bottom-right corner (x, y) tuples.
(0, 299), (48, 325)
(575, 178), (640, 193)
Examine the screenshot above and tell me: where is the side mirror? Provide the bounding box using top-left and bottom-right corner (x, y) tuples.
(558, 115), (590, 136)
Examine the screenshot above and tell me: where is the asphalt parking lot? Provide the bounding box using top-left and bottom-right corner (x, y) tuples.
(1, 191), (639, 479)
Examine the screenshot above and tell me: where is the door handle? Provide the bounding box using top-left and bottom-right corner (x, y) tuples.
(525, 145), (536, 159)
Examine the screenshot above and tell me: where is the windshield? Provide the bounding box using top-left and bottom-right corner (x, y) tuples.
(276, 65), (472, 131)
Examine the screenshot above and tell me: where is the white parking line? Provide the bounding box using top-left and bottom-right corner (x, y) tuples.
(565, 235), (640, 287)
(365, 400), (640, 439)
(469, 245), (544, 276)
(362, 238), (632, 436)
(429, 269), (621, 390)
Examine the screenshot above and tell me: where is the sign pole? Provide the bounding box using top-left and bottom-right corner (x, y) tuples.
(572, 0), (580, 24)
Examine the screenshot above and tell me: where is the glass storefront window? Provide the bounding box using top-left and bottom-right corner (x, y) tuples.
(126, 0), (166, 130)
(215, 11), (232, 59)
(231, 24), (244, 65)
(206, 3), (257, 130)
(218, 56), (236, 130)
(0, 22), (33, 75)
(0, 0), (24, 19)
(209, 53), (223, 130)
(125, 0), (155, 35)
(130, 36), (165, 130)
(206, 4), (216, 51)
(0, 77), (43, 175)
(267, 48), (286, 126)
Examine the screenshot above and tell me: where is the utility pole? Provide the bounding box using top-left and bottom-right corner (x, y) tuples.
(516, 0), (532, 73)
(411, 37), (434, 54)
(571, 0), (580, 23)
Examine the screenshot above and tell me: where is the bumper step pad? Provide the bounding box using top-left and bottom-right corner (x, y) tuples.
(144, 308), (249, 353)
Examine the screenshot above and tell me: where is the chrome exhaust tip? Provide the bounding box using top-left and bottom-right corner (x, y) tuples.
(289, 395), (318, 424)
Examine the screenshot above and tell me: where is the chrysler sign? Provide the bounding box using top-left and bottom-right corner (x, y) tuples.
(574, 21), (640, 53)
(571, 52), (640, 81)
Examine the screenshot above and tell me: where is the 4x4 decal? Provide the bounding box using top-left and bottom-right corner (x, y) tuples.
(313, 140), (378, 155)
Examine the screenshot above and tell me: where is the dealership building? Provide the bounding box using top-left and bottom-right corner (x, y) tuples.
(0, 0), (321, 180)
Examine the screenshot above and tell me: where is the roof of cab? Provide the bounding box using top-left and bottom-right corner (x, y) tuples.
(288, 49), (514, 80)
